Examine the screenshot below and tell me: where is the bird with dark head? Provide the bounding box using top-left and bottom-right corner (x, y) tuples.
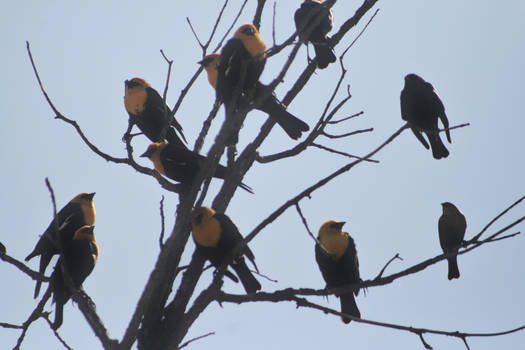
(199, 53), (309, 140)
(124, 77), (187, 148)
(140, 142), (253, 193)
(50, 225), (99, 329)
(315, 220), (361, 323)
(400, 73), (452, 159)
(191, 207), (261, 293)
(216, 24), (267, 145)
(26, 192), (96, 299)
(438, 202), (467, 280)
(295, 0), (337, 69)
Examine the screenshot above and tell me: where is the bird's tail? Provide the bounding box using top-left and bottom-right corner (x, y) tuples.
(447, 256), (460, 280)
(340, 293), (360, 324)
(313, 42), (336, 69)
(165, 127), (188, 149)
(260, 96), (309, 140)
(52, 301), (64, 330)
(231, 257), (261, 294)
(428, 133), (449, 159)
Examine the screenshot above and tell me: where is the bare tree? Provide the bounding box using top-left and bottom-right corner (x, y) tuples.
(1, 1), (524, 350)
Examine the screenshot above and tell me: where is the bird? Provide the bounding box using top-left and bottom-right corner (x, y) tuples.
(140, 142), (253, 193)
(294, 0), (337, 69)
(438, 202), (467, 280)
(199, 53), (309, 140)
(26, 192), (96, 299)
(50, 225), (99, 329)
(124, 77), (187, 148)
(216, 24), (267, 145)
(400, 73), (451, 159)
(315, 220), (361, 323)
(191, 207), (261, 293)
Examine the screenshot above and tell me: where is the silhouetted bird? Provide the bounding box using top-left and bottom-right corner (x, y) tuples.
(400, 73), (451, 159)
(438, 202), (467, 280)
(295, 0), (337, 69)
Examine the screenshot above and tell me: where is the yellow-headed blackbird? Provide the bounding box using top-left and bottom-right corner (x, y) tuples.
(400, 74), (451, 159)
(124, 77), (187, 148)
(295, 0), (337, 69)
(50, 225), (99, 329)
(140, 142), (253, 193)
(315, 220), (361, 323)
(199, 53), (309, 140)
(438, 202), (467, 280)
(26, 192), (96, 299)
(217, 24), (267, 145)
(191, 207), (261, 293)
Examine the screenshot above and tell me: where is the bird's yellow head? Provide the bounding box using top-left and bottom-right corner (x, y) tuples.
(198, 53), (220, 89)
(125, 77), (150, 90)
(140, 142), (164, 159)
(191, 207), (216, 227)
(71, 192), (96, 204)
(319, 220), (345, 236)
(234, 24), (266, 59)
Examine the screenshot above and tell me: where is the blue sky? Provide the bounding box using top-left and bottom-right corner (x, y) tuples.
(2, 1), (524, 349)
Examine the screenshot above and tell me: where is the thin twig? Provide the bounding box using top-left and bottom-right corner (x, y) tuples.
(374, 253), (402, 280)
(322, 127), (374, 139)
(272, 2), (277, 46)
(470, 195), (525, 242)
(160, 49), (173, 102)
(327, 111), (364, 124)
(418, 333), (433, 350)
(178, 332), (215, 350)
(186, 17), (205, 48)
(42, 314), (74, 350)
(159, 196), (166, 249)
(295, 203), (318, 245)
(311, 143), (379, 163)
(340, 8), (380, 57)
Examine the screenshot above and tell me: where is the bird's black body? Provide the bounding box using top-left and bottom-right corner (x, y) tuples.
(25, 193), (95, 298)
(50, 226), (98, 329)
(294, 0), (336, 69)
(141, 143), (253, 193)
(400, 74), (451, 159)
(124, 78), (187, 149)
(191, 208), (261, 293)
(438, 202), (467, 280)
(217, 38), (266, 108)
(316, 221), (361, 323)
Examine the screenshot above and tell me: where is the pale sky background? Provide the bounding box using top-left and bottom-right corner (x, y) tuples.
(2, 1), (524, 349)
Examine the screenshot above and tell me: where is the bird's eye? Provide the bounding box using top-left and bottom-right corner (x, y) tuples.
(243, 26), (255, 35)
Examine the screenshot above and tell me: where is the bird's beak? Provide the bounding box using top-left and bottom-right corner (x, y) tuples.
(140, 150), (151, 158)
(334, 221), (346, 229)
(197, 59), (204, 65)
(87, 192), (96, 200)
(124, 80), (129, 86)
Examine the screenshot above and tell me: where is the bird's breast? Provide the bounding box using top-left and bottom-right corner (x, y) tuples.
(193, 219), (222, 248)
(319, 234), (349, 260)
(124, 88), (147, 115)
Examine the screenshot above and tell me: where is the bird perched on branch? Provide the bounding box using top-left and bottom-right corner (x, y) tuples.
(216, 24), (267, 145)
(26, 192), (96, 299)
(191, 207), (261, 293)
(124, 77), (187, 148)
(295, 0), (337, 69)
(438, 202), (467, 280)
(199, 53), (309, 140)
(400, 74), (451, 159)
(140, 142), (253, 193)
(50, 225), (99, 329)
(315, 220), (361, 323)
